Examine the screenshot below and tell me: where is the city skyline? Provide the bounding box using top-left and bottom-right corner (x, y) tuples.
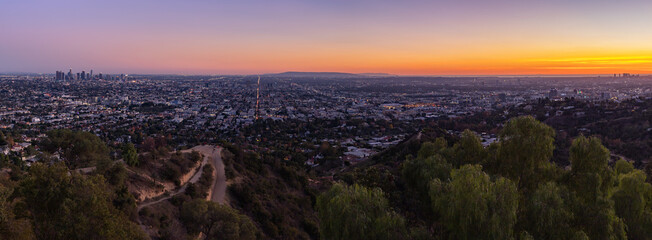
(3, 0), (652, 75)
(7, 68), (648, 78)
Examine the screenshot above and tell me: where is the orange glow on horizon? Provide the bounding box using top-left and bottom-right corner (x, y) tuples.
(5, 1), (652, 75)
(107, 40), (652, 75)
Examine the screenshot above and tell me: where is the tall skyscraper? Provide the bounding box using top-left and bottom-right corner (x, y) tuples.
(81, 71), (86, 80)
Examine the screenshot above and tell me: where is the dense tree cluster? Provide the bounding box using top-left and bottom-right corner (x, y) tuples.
(430, 165), (519, 240)
(324, 116), (652, 240)
(0, 130), (147, 240)
(316, 183), (407, 240)
(3, 114), (652, 239)
(180, 199), (259, 240)
(40, 129), (111, 169)
(18, 163), (147, 240)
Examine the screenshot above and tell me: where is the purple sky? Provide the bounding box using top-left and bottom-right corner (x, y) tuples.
(2, 0), (652, 75)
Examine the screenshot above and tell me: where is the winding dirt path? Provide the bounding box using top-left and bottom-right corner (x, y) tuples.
(136, 145), (225, 229)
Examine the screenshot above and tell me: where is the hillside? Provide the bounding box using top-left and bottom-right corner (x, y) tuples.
(2, 115), (652, 239)
(221, 143), (320, 239)
(326, 116), (652, 240)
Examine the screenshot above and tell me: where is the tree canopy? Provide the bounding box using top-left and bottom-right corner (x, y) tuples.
(122, 143), (138, 167)
(430, 165), (519, 240)
(40, 129), (111, 168)
(330, 116), (652, 240)
(17, 163), (147, 240)
(451, 129), (487, 167)
(612, 169), (652, 239)
(496, 116), (556, 191)
(181, 199), (259, 240)
(316, 183), (407, 240)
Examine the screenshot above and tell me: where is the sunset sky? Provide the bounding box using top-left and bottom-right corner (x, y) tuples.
(2, 0), (652, 75)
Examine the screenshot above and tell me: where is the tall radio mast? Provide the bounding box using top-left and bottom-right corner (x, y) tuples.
(255, 75), (260, 120)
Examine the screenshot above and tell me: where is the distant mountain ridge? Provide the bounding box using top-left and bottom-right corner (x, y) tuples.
(265, 71), (394, 78)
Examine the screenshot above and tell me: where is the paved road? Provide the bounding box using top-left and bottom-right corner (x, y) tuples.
(208, 147), (226, 204)
(190, 145), (226, 203)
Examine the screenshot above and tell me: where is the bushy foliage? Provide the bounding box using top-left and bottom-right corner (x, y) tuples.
(402, 154), (451, 199)
(451, 129), (487, 167)
(186, 164), (214, 199)
(181, 199), (259, 239)
(316, 183), (407, 240)
(224, 144), (317, 239)
(122, 143), (138, 167)
(430, 165), (519, 240)
(522, 182), (576, 239)
(0, 184), (35, 239)
(496, 116), (556, 191)
(40, 129), (111, 168)
(614, 159), (634, 175)
(329, 116), (652, 240)
(612, 170), (652, 239)
(17, 163), (147, 240)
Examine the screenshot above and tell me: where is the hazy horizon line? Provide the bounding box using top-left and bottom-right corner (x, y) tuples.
(1, 71), (648, 78)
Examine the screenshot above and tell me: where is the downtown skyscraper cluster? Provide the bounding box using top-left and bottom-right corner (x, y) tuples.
(54, 69), (127, 81)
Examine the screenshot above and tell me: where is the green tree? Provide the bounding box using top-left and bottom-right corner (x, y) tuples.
(567, 136), (626, 240)
(430, 165), (519, 240)
(40, 129), (111, 168)
(122, 143), (138, 167)
(614, 159), (634, 175)
(18, 163), (147, 240)
(181, 199), (258, 240)
(496, 116), (556, 191)
(568, 136), (615, 201)
(316, 183), (407, 240)
(102, 162), (127, 186)
(348, 166), (397, 197)
(112, 185), (137, 219)
(571, 231), (590, 240)
(522, 182), (575, 240)
(417, 138), (447, 159)
(452, 129), (487, 167)
(402, 154), (452, 199)
(612, 170), (652, 239)
(0, 184), (35, 239)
